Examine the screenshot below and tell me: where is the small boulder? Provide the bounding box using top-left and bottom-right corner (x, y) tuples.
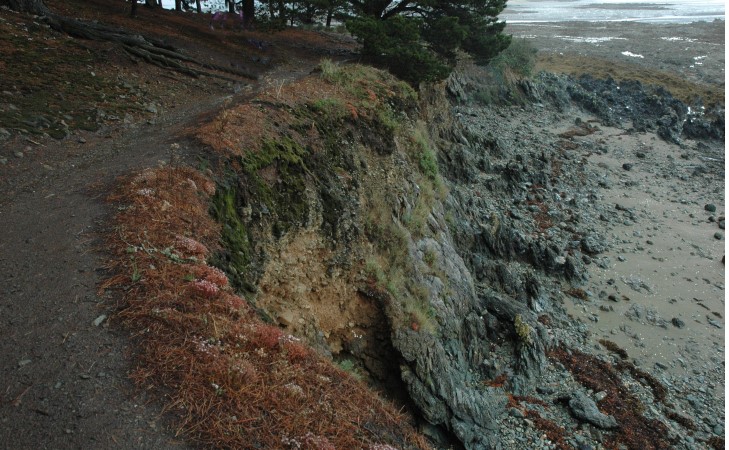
(568, 391), (618, 429)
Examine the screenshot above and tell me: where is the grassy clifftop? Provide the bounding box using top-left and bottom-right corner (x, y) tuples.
(104, 61), (451, 448)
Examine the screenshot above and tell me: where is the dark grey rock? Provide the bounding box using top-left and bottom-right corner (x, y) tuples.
(568, 391), (618, 429)
(509, 407), (525, 418)
(581, 234), (608, 255)
(671, 317), (686, 329)
(622, 163), (633, 171)
(714, 232), (723, 240)
(705, 204), (717, 213)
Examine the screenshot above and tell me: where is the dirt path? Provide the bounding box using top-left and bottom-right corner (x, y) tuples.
(0, 2), (360, 445)
(0, 94), (222, 448)
(0, 16), (339, 438)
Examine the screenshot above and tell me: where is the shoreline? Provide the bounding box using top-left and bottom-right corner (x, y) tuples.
(465, 17), (725, 448)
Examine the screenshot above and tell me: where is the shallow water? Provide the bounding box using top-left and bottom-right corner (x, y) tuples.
(502, 0), (725, 23)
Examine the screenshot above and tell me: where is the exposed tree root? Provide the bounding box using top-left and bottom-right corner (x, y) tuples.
(45, 14), (258, 81)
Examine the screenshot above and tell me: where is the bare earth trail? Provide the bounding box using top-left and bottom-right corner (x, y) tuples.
(0, 58), (317, 448)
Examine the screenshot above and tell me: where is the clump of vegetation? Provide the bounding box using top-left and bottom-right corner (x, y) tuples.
(565, 287), (589, 300)
(599, 339), (628, 360)
(472, 38), (538, 105)
(665, 410), (696, 431)
(514, 314), (532, 345)
(707, 437), (725, 450)
(209, 183), (252, 291)
(346, 0), (511, 84)
(615, 360), (667, 403)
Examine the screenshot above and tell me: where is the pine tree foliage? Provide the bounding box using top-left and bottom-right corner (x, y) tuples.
(347, 0), (511, 83)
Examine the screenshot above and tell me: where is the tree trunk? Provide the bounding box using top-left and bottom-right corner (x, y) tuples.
(277, 0), (285, 22)
(145, 0), (159, 8)
(242, 0), (254, 26)
(0, 0), (51, 15)
(326, 8), (333, 28)
(196, 0), (202, 13)
(227, 0), (235, 13)
(175, 0), (181, 11)
(131, 0), (138, 17)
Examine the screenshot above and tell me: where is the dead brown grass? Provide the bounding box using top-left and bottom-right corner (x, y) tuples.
(102, 166), (429, 449)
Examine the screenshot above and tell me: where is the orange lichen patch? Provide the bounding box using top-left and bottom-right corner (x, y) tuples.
(103, 166), (429, 449)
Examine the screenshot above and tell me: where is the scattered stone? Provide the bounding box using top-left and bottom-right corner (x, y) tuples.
(509, 407), (525, 418)
(707, 318), (722, 329)
(622, 163), (633, 171)
(536, 386), (555, 395)
(78, 137), (86, 144)
(671, 318), (686, 329)
(17, 359), (32, 367)
(581, 234), (608, 254)
(713, 232), (722, 240)
(0, 158), (7, 165)
(79, 373), (91, 380)
(92, 314), (107, 327)
(555, 255), (567, 265)
(704, 204), (716, 213)
(14, 151), (23, 158)
(568, 391), (618, 429)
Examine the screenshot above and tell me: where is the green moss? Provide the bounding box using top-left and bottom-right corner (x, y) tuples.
(241, 138), (309, 235)
(209, 183), (252, 291)
(514, 314), (532, 345)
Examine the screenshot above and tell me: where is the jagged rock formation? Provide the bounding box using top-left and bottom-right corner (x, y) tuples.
(201, 62), (724, 449)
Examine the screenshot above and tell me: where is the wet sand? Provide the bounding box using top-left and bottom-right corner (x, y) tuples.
(505, 18), (725, 404)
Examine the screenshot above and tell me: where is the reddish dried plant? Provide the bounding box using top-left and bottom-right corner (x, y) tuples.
(103, 166), (429, 449)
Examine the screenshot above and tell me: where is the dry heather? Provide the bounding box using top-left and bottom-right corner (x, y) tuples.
(102, 166), (429, 449)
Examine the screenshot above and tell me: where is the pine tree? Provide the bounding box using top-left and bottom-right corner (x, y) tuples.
(347, 0), (511, 84)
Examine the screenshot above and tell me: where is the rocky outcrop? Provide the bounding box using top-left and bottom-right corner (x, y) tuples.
(207, 62), (724, 449)
(568, 391), (618, 429)
(536, 73), (724, 143)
